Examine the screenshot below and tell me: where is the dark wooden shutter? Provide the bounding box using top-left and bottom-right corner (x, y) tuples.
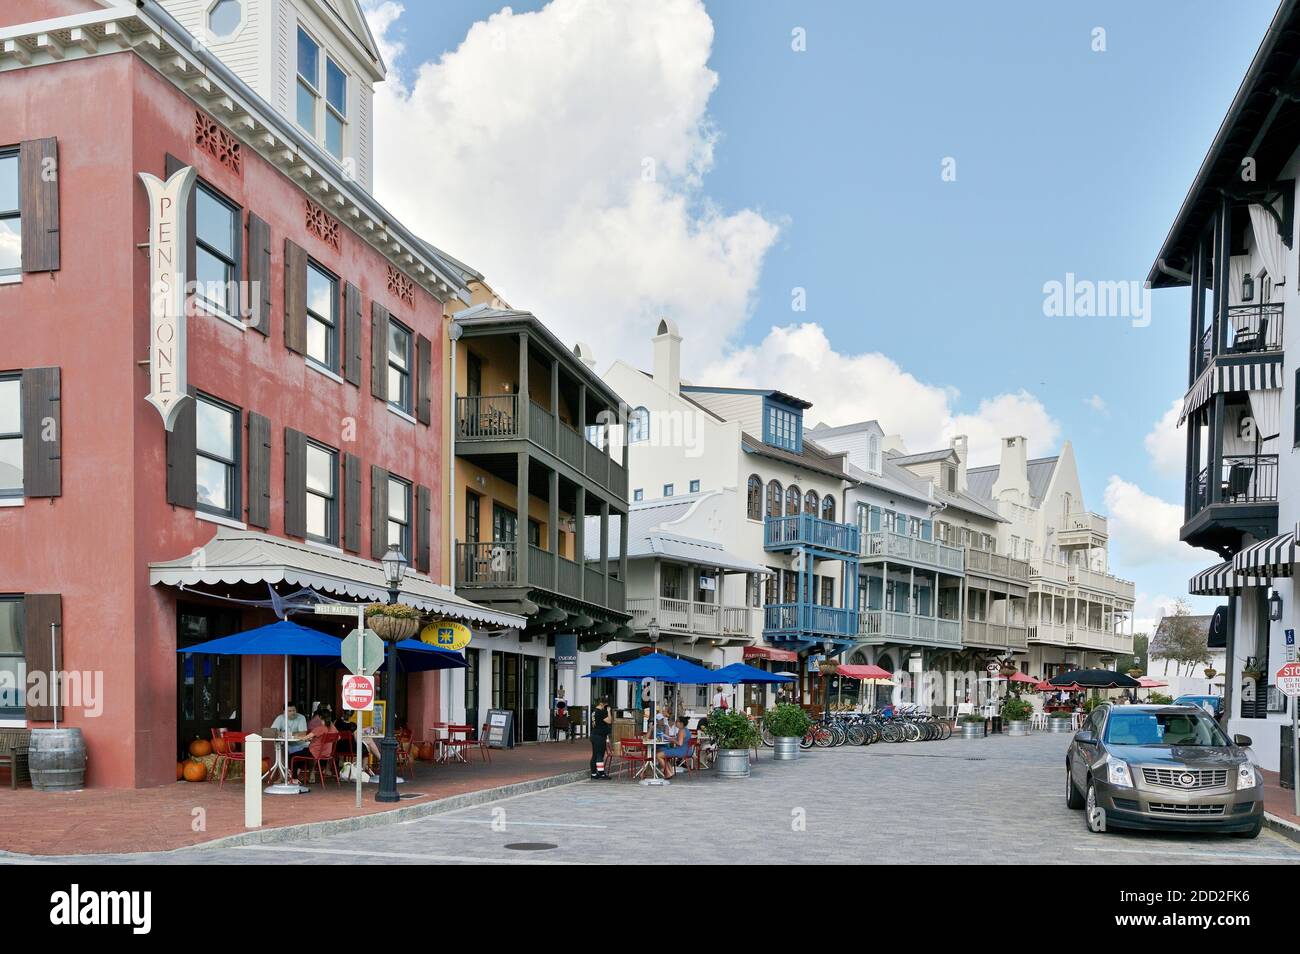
(246, 411), (271, 529)
(164, 154), (195, 287)
(416, 484), (432, 573)
(165, 391), (197, 509)
(283, 239), (308, 355)
(283, 428), (307, 538)
(246, 212), (272, 335)
(343, 453), (362, 552)
(416, 333), (432, 425)
(19, 138), (59, 273)
(20, 367), (60, 498)
(370, 302), (389, 401)
(23, 594), (62, 722)
(370, 464), (389, 559)
(343, 283), (363, 385)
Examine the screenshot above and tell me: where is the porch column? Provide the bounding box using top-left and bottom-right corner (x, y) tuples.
(548, 466), (559, 589)
(518, 331), (530, 440)
(578, 383), (587, 444)
(516, 450), (529, 586)
(619, 507), (629, 606)
(1209, 393), (1225, 504)
(600, 500), (610, 606)
(550, 356), (560, 427)
(653, 558), (662, 631)
(574, 484), (586, 599)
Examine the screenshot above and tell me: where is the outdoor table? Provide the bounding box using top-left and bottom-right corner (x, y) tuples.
(261, 733), (310, 795)
(640, 736), (670, 786)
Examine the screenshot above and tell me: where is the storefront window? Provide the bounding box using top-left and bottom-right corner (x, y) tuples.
(0, 597), (24, 716)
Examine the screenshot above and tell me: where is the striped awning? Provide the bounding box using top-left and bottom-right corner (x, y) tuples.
(1178, 359), (1283, 425)
(1188, 560), (1265, 596)
(1232, 530), (1297, 579)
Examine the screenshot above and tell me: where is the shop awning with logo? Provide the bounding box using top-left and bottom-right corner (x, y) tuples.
(743, 645), (799, 663)
(1232, 530), (1297, 579)
(1188, 559), (1266, 595)
(1177, 359), (1283, 425)
(149, 527), (525, 629)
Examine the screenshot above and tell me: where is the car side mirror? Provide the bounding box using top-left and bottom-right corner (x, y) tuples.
(1075, 730), (1095, 744)
(1233, 734), (1252, 747)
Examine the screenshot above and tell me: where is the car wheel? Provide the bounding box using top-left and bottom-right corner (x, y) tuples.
(1065, 761), (1084, 809)
(1231, 820), (1262, 840)
(1085, 781), (1106, 833)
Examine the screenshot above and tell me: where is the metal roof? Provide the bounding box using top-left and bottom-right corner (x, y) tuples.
(965, 456), (1059, 507)
(890, 448), (959, 466)
(739, 433), (852, 481)
(149, 527), (524, 629)
(680, 385), (813, 410)
(583, 497), (768, 573)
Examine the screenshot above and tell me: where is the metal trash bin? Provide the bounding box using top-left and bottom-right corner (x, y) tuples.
(1283, 725), (1294, 791)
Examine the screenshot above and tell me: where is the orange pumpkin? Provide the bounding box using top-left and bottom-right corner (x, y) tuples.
(211, 737), (227, 755)
(182, 760), (207, 783)
(176, 761), (185, 781)
(188, 739), (212, 758)
(418, 742), (435, 761)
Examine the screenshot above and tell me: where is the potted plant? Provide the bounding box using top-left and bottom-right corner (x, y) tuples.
(702, 708), (761, 778)
(1203, 668), (1218, 679)
(1126, 667), (1143, 678)
(958, 713), (986, 739)
(763, 704), (812, 761)
(1148, 691), (1173, 705)
(1000, 697), (1032, 736)
(1242, 664), (1265, 682)
(1048, 710), (1075, 733)
(365, 603), (422, 641)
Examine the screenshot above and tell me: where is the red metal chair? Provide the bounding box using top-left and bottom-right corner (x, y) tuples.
(442, 724), (474, 764)
(290, 732), (341, 787)
(395, 729), (415, 778)
(215, 731), (248, 787)
(475, 723), (493, 763)
(615, 739), (648, 780)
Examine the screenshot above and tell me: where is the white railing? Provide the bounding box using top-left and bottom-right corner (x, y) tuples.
(1060, 510), (1108, 539)
(860, 531), (964, 573)
(859, 610), (961, 647)
(626, 596), (751, 637)
(963, 619), (1029, 650)
(1069, 566), (1136, 602)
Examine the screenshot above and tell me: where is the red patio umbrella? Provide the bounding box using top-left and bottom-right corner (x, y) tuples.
(1137, 677), (1167, 688)
(1006, 671), (1037, 684)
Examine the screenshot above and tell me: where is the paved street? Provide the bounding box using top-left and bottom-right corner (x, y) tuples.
(6, 732), (1299, 865)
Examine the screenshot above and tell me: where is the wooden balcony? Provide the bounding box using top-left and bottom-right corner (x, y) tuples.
(1028, 621), (1133, 654)
(860, 530), (964, 574)
(456, 541), (625, 612)
(763, 602), (856, 642)
(964, 548), (1030, 582)
(626, 596), (753, 639)
(963, 619), (1028, 651)
(1193, 303), (1284, 379)
(1057, 510), (1108, 550)
(763, 514), (860, 556)
(857, 610), (961, 649)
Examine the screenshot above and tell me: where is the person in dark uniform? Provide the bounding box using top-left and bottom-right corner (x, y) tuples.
(590, 697), (613, 778)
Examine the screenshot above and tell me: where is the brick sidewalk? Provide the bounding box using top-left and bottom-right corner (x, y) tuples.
(0, 741), (590, 855)
(1261, 766), (1300, 837)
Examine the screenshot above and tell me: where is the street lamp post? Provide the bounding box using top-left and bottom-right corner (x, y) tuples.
(376, 545), (408, 804)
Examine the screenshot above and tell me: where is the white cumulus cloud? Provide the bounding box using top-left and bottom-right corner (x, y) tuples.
(701, 323), (1061, 465)
(1144, 398), (1185, 478)
(1102, 475), (1206, 569)
(364, 0), (779, 364)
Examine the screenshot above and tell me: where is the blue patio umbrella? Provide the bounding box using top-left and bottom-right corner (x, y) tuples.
(713, 662), (797, 685)
(388, 639), (468, 673)
(581, 651), (715, 684)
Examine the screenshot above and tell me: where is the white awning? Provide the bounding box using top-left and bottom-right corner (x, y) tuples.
(1232, 530), (1296, 579)
(1178, 359), (1282, 425)
(1188, 560), (1265, 596)
(149, 527), (525, 629)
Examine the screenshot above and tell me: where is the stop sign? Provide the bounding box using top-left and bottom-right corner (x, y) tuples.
(341, 674), (375, 711)
(1277, 661), (1300, 698)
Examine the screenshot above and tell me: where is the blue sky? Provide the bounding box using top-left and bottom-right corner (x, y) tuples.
(367, 0), (1280, 627)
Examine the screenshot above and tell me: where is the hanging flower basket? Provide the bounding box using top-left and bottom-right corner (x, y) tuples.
(998, 664), (1018, 678)
(818, 661), (839, 675)
(1242, 668), (1264, 682)
(1203, 668), (1218, 679)
(365, 603), (422, 642)
(1127, 668), (1143, 678)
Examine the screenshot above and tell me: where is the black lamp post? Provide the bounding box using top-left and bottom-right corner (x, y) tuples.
(376, 544), (408, 804)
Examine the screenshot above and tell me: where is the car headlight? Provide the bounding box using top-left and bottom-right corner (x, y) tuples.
(1105, 756), (1134, 788)
(1238, 763), (1259, 789)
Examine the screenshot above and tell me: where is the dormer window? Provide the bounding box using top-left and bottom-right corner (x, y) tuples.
(297, 26), (349, 163)
(763, 398), (802, 452)
(325, 59), (348, 161)
(296, 27), (320, 136)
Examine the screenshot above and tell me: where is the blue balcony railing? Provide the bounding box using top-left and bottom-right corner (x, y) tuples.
(764, 514), (860, 556)
(762, 602), (856, 641)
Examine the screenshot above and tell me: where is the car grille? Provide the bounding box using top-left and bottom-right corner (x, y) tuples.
(1147, 802), (1225, 816)
(1141, 767), (1228, 790)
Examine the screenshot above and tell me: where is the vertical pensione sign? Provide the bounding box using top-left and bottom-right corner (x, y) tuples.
(138, 165), (196, 431)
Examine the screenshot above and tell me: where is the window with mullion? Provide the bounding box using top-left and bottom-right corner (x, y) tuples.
(195, 394), (240, 519)
(387, 476), (412, 556)
(387, 319), (413, 413)
(0, 149), (20, 278)
(0, 375), (21, 497)
(296, 27), (320, 137)
(195, 184), (240, 318)
(304, 440), (338, 545)
(0, 596), (24, 716)
(305, 260), (338, 371)
(325, 58), (347, 161)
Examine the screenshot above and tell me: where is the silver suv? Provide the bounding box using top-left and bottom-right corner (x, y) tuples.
(1065, 703), (1263, 838)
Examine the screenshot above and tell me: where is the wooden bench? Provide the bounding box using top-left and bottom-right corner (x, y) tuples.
(0, 728), (31, 789)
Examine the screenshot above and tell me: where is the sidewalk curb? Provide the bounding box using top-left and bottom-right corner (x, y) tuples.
(1264, 812), (1300, 845)
(184, 769), (590, 853)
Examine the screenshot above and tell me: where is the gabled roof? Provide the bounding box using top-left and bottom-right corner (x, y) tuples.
(583, 496), (767, 573)
(965, 456), (1060, 507)
(891, 448), (959, 466)
(932, 487), (1006, 524)
(807, 419), (882, 438)
(680, 385), (813, 410)
(1153, 614), (1214, 641)
(845, 459), (933, 507)
(740, 433), (852, 482)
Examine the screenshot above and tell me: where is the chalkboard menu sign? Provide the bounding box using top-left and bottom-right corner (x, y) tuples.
(486, 708), (515, 749)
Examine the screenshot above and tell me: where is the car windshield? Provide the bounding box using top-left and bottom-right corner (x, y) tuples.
(1103, 710), (1228, 747)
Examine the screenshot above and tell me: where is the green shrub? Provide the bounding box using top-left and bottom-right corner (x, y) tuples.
(1049, 709), (1075, 719)
(1000, 697), (1032, 722)
(1149, 691), (1173, 705)
(763, 703), (812, 738)
(700, 708), (760, 750)
(959, 713), (986, 724)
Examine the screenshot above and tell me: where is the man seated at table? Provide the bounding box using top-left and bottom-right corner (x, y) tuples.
(657, 716), (692, 780)
(272, 701), (309, 759)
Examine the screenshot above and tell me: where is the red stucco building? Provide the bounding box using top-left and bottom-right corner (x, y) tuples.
(0, 0), (514, 787)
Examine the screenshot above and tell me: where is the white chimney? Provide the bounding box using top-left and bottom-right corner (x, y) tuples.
(652, 317), (682, 394)
(949, 434), (968, 491)
(992, 436), (1029, 501)
(573, 341), (596, 371)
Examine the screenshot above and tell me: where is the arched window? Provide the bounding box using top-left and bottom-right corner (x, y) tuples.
(804, 490), (818, 515)
(626, 406), (650, 444)
(785, 485), (801, 516)
(821, 495), (836, 522)
(747, 475), (763, 520)
(766, 480), (783, 518)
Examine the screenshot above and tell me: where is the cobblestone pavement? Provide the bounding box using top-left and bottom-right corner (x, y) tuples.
(7, 733), (1300, 865)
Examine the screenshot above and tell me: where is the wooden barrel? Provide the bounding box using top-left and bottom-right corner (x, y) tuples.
(29, 728), (87, 791)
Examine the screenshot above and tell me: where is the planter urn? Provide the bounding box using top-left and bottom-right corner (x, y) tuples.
(1048, 717), (1075, 733)
(715, 748), (751, 778)
(773, 736), (800, 761)
(959, 721), (986, 739)
(368, 616), (420, 642)
(1006, 720), (1030, 737)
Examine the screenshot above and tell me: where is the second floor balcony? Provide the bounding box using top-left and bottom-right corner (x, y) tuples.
(763, 601), (857, 643)
(857, 609), (961, 649)
(1195, 303), (1284, 377)
(964, 547), (1031, 583)
(456, 540), (625, 613)
(1057, 510), (1108, 550)
(860, 530), (964, 575)
(627, 596), (752, 641)
(764, 513), (860, 557)
(963, 619), (1028, 652)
